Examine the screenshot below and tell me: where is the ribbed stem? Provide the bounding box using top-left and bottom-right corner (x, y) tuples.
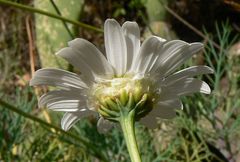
(119, 110), (142, 162)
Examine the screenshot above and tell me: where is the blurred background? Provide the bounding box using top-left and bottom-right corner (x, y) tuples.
(0, 0), (240, 161)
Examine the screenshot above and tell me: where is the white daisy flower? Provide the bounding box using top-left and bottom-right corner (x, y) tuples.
(30, 19), (213, 133)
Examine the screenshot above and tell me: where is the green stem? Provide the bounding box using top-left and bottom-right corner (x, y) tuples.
(0, 0), (103, 33)
(119, 110), (142, 162)
(49, 0), (74, 39)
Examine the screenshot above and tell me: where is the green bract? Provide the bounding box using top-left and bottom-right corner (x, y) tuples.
(89, 75), (154, 121)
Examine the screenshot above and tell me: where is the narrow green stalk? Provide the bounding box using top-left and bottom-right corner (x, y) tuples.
(0, 99), (108, 162)
(119, 110), (142, 162)
(49, 0), (74, 38)
(0, 0), (103, 33)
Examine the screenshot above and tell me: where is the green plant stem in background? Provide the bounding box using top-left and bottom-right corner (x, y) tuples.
(119, 110), (142, 162)
(0, 0), (103, 33)
(0, 99), (108, 162)
(49, 0), (74, 39)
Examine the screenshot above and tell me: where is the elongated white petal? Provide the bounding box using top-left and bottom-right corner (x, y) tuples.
(132, 36), (166, 74)
(139, 114), (158, 129)
(47, 100), (87, 112)
(122, 21), (140, 72)
(153, 99), (182, 118)
(158, 93), (178, 102)
(157, 43), (203, 77)
(61, 112), (79, 131)
(56, 47), (95, 82)
(153, 106), (177, 119)
(39, 89), (86, 109)
(140, 99), (182, 128)
(163, 66), (214, 85)
(150, 40), (188, 74)
(97, 117), (113, 134)
(158, 99), (183, 110)
(30, 68), (88, 89)
(61, 110), (96, 131)
(165, 43), (203, 76)
(68, 38), (114, 78)
(161, 78), (211, 97)
(104, 19), (127, 76)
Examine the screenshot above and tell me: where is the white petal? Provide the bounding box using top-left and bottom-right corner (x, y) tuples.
(39, 89), (87, 110)
(158, 93), (178, 101)
(104, 19), (127, 76)
(163, 66), (214, 85)
(153, 107), (177, 119)
(158, 99), (183, 110)
(157, 42), (203, 77)
(161, 78), (211, 97)
(97, 117), (113, 134)
(140, 99), (182, 128)
(56, 47), (95, 81)
(122, 21), (140, 72)
(61, 110), (96, 131)
(30, 68), (88, 89)
(152, 99), (182, 119)
(61, 112), (79, 131)
(132, 36), (166, 74)
(139, 114), (158, 129)
(47, 100), (87, 112)
(68, 38), (114, 78)
(150, 40), (188, 74)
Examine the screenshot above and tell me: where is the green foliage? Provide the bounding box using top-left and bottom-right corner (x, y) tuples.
(0, 87), (36, 161)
